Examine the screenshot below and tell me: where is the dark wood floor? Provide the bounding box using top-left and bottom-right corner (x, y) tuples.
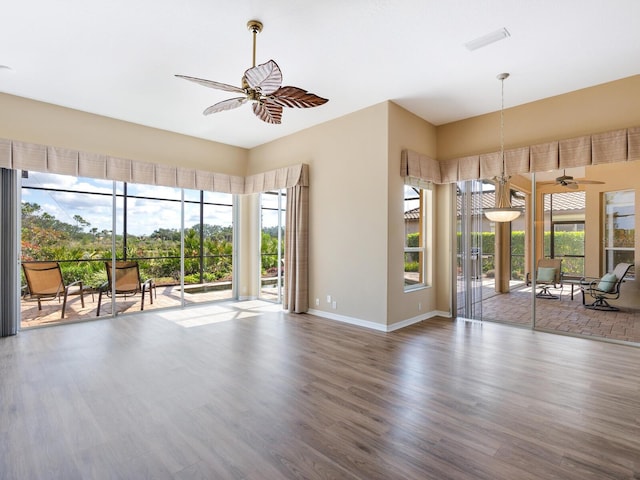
(1, 301), (639, 479)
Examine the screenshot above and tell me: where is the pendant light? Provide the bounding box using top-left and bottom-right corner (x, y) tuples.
(484, 73), (522, 223)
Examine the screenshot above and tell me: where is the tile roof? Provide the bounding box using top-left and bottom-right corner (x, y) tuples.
(405, 191), (585, 218)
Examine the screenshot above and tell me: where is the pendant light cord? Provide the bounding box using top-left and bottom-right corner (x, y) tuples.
(499, 73), (508, 178)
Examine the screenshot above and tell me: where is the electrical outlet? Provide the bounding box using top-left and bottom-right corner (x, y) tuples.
(326, 295), (331, 303)
(418, 302), (422, 311)
(315, 298), (320, 306)
(332, 301), (337, 309)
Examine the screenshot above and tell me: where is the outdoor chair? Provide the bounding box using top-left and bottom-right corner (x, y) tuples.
(97, 261), (155, 316)
(526, 258), (563, 299)
(580, 262), (634, 311)
(21, 261), (85, 319)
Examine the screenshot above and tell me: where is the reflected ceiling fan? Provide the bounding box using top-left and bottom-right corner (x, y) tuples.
(539, 170), (605, 189)
(176, 20), (328, 124)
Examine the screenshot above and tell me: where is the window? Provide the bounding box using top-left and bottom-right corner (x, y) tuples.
(604, 190), (635, 278)
(20, 171), (236, 325)
(404, 181), (432, 290)
(543, 191), (586, 277)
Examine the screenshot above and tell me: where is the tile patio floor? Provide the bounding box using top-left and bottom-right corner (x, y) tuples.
(480, 284), (640, 344)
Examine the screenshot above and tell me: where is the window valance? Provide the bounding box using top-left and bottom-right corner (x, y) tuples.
(400, 149), (441, 184)
(0, 137), (307, 194)
(402, 126), (640, 184)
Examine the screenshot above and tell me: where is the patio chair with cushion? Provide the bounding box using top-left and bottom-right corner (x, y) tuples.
(97, 261), (155, 316)
(580, 262), (634, 311)
(526, 258), (563, 299)
(21, 261), (85, 319)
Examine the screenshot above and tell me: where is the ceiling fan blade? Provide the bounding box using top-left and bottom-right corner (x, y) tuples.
(252, 101), (283, 124)
(176, 75), (245, 94)
(244, 60), (282, 95)
(575, 179), (605, 185)
(270, 86), (329, 108)
(203, 97), (247, 115)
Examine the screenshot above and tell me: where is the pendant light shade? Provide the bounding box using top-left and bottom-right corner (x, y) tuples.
(484, 175), (522, 222)
(484, 73), (522, 223)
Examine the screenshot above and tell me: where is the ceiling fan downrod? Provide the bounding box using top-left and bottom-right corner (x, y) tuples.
(247, 20), (263, 68)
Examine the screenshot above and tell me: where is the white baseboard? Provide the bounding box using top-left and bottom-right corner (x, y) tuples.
(387, 310), (452, 331)
(307, 309), (388, 331)
(307, 309), (452, 332)
(238, 295), (258, 301)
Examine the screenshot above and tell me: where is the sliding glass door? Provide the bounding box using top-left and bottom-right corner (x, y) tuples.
(260, 189), (285, 303)
(456, 180), (484, 320)
(20, 171), (237, 327)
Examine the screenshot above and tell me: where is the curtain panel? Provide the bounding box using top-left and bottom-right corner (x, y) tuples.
(402, 126), (639, 184)
(0, 169), (20, 336)
(283, 182), (309, 313)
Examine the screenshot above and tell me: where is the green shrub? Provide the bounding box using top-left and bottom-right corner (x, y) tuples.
(404, 261), (419, 272)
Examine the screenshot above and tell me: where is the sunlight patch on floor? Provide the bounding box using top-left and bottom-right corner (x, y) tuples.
(156, 300), (282, 328)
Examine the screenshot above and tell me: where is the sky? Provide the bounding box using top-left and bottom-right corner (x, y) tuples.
(22, 171), (237, 236)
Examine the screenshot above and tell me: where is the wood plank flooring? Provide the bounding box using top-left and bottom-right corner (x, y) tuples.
(1, 301), (639, 479)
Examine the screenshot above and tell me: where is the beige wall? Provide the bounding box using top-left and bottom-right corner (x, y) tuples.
(437, 75), (640, 161)
(248, 103), (391, 326)
(0, 93), (248, 174)
(386, 102), (442, 324)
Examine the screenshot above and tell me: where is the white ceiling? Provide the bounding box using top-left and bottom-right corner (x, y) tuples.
(2, 0), (639, 149)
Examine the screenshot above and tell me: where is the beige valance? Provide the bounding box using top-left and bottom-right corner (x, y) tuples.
(400, 149), (441, 184)
(479, 152), (501, 179)
(48, 146), (79, 176)
(0, 138), (10, 169)
(530, 141), (559, 173)
(457, 155), (480, 181)
(0, 138), (306, 194)
(559, 136), (591, 169)
(403, 126), (639, 184)
(244, 164), (309, 194)
(592, 130), (627, 165)
(505, 146), (530, 175)
(478, 147), (530, 179)
(629, 127), (640, 162)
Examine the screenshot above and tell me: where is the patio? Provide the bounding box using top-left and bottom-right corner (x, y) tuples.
(20, 283), (237, 329)
(479, 282), (640, 344)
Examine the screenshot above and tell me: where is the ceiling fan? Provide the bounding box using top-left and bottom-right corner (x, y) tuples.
(538, 170), (605, 189)
(176, 20), (328, 124)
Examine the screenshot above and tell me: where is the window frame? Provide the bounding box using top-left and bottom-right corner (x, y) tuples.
(403, 179), (432, 292)
(603, 189), (635, 279)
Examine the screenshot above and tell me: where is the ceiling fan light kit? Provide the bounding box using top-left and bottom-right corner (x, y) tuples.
(176, 20), (328, 124)
(484, 72), (522, 223)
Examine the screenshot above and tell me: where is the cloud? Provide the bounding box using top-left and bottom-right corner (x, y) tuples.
(23, 171), (234, 235)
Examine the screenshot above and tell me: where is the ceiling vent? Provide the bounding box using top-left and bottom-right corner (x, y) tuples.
(465, 28), (510, 51)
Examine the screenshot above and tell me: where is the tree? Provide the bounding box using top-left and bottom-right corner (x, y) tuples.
(73, 214), (90, 232)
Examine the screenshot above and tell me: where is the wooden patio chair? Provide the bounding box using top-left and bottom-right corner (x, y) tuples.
(21, 261), (85, 319)
(580, 262), (634, 311)
(97, 261), (155, 316)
